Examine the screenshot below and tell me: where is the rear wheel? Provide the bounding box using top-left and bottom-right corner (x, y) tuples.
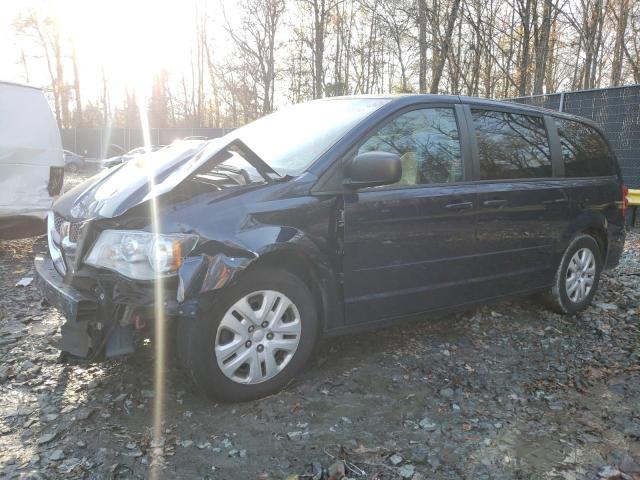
(544, 234), (602, 314)
(178, 268), (319, 402)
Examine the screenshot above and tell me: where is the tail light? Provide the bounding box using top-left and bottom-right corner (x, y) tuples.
(48, 166), (64, 196)
(622, 185), (629, 217)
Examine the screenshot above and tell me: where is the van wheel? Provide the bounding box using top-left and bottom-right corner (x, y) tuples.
(178, 268), (319, 402)
(544, 234), (602, 314)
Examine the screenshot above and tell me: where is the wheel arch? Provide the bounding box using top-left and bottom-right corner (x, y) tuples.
(183, 229), (344, 333)
(561, 211), (609, 262)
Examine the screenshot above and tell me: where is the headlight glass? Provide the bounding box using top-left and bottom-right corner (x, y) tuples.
(84, 230), (198, 280)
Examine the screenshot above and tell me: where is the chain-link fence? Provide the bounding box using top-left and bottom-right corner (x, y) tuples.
(61, 127), (235, 159)
(507, 84), (640, 188)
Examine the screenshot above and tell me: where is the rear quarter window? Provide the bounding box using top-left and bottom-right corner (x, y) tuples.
(471, 109), (552, 180)
(555, 118), (614, 177)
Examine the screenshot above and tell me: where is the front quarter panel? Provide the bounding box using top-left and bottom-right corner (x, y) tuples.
(161, 179), (343, 331)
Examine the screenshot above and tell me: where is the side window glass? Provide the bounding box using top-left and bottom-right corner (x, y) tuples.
(358, 108), (463, 186)
(472, 109), (552, 180)
(556, 119), (613, 177)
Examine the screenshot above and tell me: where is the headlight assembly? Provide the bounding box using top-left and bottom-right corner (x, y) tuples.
(84, 230), (198, 280)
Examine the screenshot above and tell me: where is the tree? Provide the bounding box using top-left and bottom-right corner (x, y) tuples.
(224, 0), (285, 114)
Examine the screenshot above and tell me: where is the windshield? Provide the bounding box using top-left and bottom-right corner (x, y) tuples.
(217, 98), (389, 176)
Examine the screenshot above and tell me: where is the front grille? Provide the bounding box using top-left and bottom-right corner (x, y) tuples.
(54, 214), (64, 234)
(51, 213), (87, 275)
(53, 213), (81, 243)
(47, 211), (66, 275)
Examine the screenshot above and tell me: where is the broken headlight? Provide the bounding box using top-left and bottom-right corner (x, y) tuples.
(84, 230), (198, 280)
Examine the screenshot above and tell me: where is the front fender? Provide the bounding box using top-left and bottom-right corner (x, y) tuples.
(176, 225), (342, 331)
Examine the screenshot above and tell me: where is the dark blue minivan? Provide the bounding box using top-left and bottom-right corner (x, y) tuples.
(35, 95), (627, 401)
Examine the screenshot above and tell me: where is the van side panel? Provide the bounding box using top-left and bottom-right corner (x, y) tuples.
(0, 84), (63, 229)
(560, 177), (625, 270)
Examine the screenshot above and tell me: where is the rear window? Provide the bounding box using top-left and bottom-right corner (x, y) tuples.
(472, 109), (552, 180)
(555, 119), (614, 177)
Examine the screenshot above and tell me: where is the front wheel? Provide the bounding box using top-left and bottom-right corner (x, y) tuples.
(544, 234), (603, 314)
(178, 268), (319, 402)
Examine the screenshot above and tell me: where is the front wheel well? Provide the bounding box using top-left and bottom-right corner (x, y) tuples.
(245, 250), (325, 328)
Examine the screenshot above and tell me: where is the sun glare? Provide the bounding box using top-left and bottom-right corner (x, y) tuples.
(46, 0), (197, 100)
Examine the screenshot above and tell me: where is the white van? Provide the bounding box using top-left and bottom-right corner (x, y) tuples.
(0, 81), (64, 239)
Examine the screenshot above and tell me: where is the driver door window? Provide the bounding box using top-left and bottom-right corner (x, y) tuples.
(358, 108), (463, 186)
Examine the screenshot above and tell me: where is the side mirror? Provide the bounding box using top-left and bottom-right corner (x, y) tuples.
(344, 151), (402, 189)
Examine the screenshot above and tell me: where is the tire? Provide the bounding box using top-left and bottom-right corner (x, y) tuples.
(178, 268), (319, 402)
(544, 234), (603, 314)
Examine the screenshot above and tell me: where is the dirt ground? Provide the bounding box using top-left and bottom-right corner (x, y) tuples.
(0, 175), (639, 479)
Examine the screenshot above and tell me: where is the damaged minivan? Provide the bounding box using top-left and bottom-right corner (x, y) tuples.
(35, 95), (627, 401)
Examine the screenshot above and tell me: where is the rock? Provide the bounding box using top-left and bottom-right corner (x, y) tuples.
(399, 464), (415, 478)
(595, 302), (618, 311)
(37, 432), (56, 444)
(141, 389), (155, 398)
(389, 454), (403, 466)
(419, 417), (438, 431)
(49, 449), (65, 461)
(327, 460), (345, 478)
(619, 455), (640, 476)
(124, 448), (143, 458)
(597, 466), (630, 479)
(287, 431), (309, 441)
(440, 388), (454, 398)
(15, 277), (33, 287)
(113, 393), (128, 402)
(74, 408), (93, 421)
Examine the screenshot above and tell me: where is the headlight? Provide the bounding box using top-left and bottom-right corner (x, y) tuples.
(84, 230), (198, 280)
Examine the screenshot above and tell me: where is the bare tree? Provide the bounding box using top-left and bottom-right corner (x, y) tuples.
(430, 0), (461, 93)
(224, 0), (285, 114)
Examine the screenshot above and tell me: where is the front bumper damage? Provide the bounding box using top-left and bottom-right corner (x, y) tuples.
(35, 250), (250, 360)
(35, 253), (190, 359)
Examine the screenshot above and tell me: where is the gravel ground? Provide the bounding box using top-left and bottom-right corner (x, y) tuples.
(0, 176), (639, 479)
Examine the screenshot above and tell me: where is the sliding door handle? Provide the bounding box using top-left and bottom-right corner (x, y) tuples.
(445, 201), (474, 210)
(482, 199), (508, 208)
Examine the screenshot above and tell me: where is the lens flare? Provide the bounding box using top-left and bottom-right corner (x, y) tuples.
(136, 91), (166, 478)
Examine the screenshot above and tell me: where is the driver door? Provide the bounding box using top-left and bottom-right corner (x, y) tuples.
(342, 105), (478, 325)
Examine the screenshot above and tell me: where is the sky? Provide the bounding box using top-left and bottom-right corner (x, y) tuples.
(0, 0), (239, 104)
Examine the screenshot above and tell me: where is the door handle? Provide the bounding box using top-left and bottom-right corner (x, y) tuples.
(445, 201), (474, 210)
(482, 199), (508, 208)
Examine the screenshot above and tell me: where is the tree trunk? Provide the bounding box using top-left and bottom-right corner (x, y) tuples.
(418, 0), (428, 93)
(430, 0), (461, 93)
(71, 44), (82, 127)
(533, 0), (553, 94)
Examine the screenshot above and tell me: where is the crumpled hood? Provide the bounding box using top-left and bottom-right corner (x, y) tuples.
(54, 139), (228, 220)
